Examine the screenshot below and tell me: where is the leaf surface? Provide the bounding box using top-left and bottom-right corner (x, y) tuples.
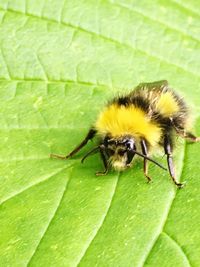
(0, 0), (200, 266)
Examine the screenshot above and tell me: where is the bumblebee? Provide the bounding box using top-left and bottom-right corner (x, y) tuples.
(51, 80), (199, 188)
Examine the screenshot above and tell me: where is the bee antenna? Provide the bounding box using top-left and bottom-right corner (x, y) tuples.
(132, 150), (167, 171)
(81, 146), (100, 163)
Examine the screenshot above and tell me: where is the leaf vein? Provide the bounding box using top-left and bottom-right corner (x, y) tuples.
(0, 78), (108, 88)
(26, 167), (72, 266)
(141, 141), (186, 266)
(36, 53), (48, 80)
(0, 165), (72, 206)
(162, 231), (192, 267)
(170, 0), (200, 18)
(76, 173), (120, 266)
(0, 46), (11, 79)
(109, 0), (200, 43)
(0, 7), (200, 79)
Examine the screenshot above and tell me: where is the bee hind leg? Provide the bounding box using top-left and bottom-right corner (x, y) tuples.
(170, 119), (200, 142)
(180, 131), (200, 143)
(164, 135), (184, 188)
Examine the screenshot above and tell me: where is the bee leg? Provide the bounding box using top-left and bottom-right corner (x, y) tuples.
(50, 128), (96, 160)
(164, 135), (184, 188)
(180, 131), (200, 143)
(141, 139), (152, 183)
(170, 118), (200, 142)
(96, 145), (109, 176)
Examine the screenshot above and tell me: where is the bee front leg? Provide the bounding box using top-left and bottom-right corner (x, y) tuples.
(141, 139), (152, 183)
(50, 128), (96, 160)
(164, 135), (184, 188)
(96, 145), (109, 176)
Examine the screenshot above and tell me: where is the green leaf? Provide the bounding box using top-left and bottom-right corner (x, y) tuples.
(0, 0), (200, 266)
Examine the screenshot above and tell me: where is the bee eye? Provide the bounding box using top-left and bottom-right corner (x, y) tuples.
(125, 140), (134, 150)
(118, 149), (126, 156)
(126, 143), (131, 149)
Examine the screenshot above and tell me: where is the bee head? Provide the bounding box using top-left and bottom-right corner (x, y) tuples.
(104, 136), (136, 171)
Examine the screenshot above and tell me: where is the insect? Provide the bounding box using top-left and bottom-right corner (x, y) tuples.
(51, 80), (199, 188)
